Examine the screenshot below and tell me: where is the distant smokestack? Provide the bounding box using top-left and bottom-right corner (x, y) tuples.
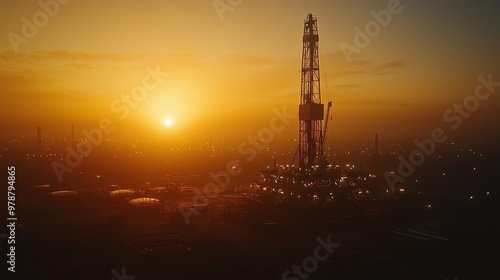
(37, 126), (42, 151)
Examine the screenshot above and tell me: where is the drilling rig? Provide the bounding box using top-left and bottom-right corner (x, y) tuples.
(258, 14), (373, 203)
(298, 13), (325, 170)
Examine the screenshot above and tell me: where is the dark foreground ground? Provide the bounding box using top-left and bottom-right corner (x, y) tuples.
(2, 186), (499, 280)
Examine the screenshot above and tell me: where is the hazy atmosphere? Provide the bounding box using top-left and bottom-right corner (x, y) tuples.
(1, 1), (499, 279)
(2, 0), (499, 144)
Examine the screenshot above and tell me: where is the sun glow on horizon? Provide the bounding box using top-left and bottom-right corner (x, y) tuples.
(164, 118), (173, 127)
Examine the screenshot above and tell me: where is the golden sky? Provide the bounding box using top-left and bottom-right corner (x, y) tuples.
(1, 0), (499, 142)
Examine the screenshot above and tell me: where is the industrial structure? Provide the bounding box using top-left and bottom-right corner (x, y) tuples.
(298, 13), (324, 169)
(258, 14), (374, 203)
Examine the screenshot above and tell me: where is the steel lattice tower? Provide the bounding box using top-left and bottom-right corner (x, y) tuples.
(298, 14), (324, 169)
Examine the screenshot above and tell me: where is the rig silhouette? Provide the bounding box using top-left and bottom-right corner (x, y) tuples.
(259, 14), (375, 204)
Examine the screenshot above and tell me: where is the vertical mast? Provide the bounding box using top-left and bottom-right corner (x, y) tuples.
(298, 14), (324, 170)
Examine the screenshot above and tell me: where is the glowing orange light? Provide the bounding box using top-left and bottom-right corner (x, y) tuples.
(164, 119), (173, 127)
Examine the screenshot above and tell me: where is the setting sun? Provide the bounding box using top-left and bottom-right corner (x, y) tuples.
(164, 118), (173, 127)
(1, 1), (498, 279)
